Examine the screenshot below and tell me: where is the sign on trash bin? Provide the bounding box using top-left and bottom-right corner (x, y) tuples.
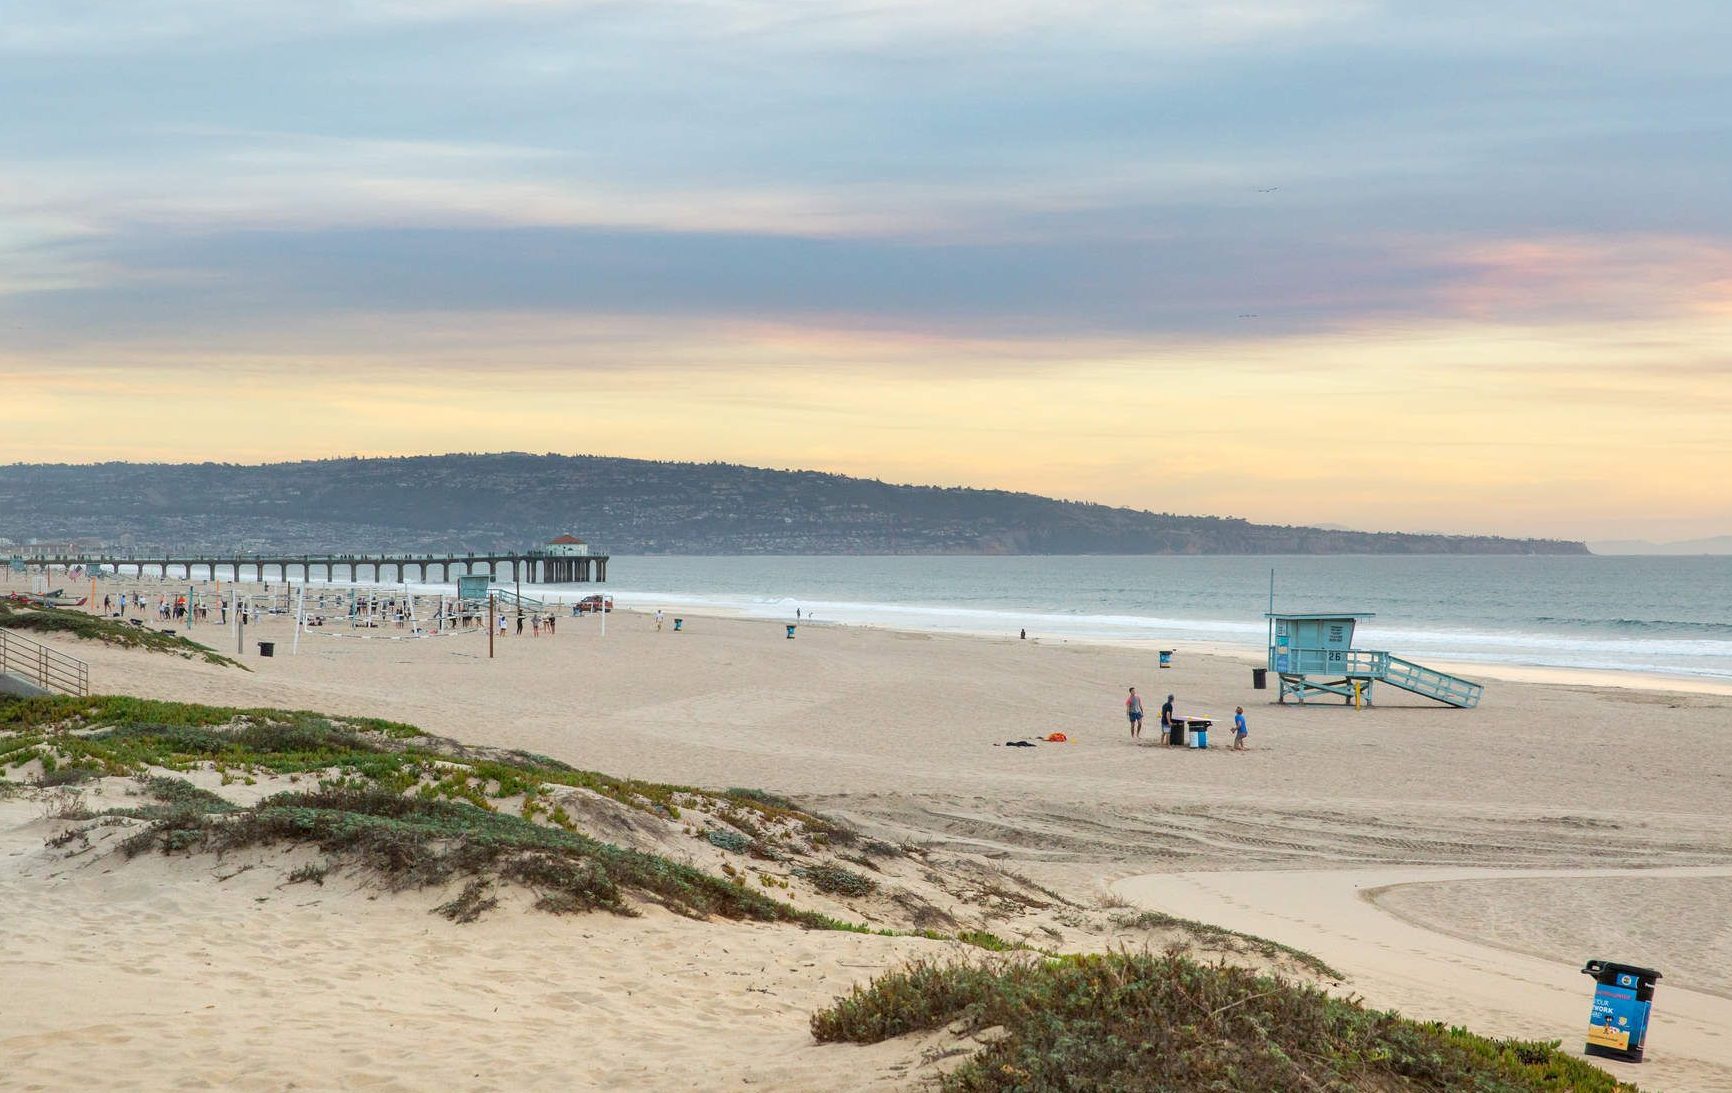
(1582, 959), (1661, 1063)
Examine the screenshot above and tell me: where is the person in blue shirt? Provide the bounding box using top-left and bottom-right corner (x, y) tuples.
(1232, 706), (1249, 750)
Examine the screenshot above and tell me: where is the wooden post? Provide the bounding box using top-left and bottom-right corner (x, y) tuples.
(488, 594), (496, 659)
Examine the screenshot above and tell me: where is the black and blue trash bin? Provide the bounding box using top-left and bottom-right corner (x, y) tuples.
(1581, 959), (1661, 1062)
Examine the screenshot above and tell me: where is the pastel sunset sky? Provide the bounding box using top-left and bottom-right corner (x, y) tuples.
(3, 2), (1728, 541)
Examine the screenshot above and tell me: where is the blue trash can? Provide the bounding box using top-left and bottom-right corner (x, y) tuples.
(1582, 959), (1661, 1062)
(673, 618), (684, 632)
(786, 624), (797, 639)
(1158, 650), (1173, 668)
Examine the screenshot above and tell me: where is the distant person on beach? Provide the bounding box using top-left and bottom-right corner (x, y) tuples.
(1020, 628), (1027, 640)
(796, 608), (801, 620)
(1233, 706), (1248, 750)
(1126, 687), (1144, 740)
(1159, 694), (1175, 745)
(655, 609), (664, 631)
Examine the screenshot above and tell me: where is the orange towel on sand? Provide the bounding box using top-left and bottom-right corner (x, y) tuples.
(1045, 732), (1069, 743)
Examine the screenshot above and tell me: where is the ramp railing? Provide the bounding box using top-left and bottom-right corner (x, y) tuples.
(1383, 655), (1483, 708)
(488, 588), (548, 612)
(0, 629), (90, 696)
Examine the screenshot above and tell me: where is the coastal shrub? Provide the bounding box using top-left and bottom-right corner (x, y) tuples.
(812, 951), (1639, 1092)
(706, 828), (752, 854)
(37, 764), (100, 787)
(952, 930), (1019, 953)
(796, 863), (877, 898)
(724, 787), (799, 811)
(435, 879), (499, 923)
(286, 861), (331, 886)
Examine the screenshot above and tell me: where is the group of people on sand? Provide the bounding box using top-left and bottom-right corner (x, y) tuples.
(1125, 686), (1249, 750)
(496, 612), (557, 636)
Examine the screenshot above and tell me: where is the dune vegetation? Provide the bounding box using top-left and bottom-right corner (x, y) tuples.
(814, 952), (1638, 1092)
(0, 602), (244, 668)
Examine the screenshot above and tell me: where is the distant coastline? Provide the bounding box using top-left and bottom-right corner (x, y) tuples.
(0, 453), (1586, 557)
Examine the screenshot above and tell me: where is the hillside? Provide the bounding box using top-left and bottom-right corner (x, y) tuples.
(0, 454), (1586, 555)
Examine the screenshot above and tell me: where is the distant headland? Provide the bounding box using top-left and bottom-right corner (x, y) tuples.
(0, 453), (1588, 556)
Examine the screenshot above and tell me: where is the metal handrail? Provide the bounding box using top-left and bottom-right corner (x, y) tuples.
(0, 629), (90, 696)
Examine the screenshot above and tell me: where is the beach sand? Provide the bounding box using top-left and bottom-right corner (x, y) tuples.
(6, 597), (1732, 1089)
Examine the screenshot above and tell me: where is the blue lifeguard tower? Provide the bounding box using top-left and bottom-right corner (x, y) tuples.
(1267, 611), (1483, 708)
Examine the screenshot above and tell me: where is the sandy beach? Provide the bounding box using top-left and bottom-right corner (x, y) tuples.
(5, 591), (1732, 1090)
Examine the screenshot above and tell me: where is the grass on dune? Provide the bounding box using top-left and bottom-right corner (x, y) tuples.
(1, 694), (871, 929)
(1114, 908), (1343, 980)
(813, 951), (1639, 1092)
(0, 602), (245, 669)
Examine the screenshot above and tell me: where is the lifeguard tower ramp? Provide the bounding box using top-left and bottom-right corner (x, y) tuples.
(1267, 612), (1483, 708)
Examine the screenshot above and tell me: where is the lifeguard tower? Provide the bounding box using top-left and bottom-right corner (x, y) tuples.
(1267, 612), (1483, 708)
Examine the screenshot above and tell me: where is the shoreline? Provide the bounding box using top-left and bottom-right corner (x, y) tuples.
(602, 599), (1732, 699)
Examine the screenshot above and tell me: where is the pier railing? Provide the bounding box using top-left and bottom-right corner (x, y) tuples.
(0, 629), (89, 696)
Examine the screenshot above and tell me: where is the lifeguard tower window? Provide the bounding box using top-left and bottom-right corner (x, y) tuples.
(1266, 611), (1484, 709)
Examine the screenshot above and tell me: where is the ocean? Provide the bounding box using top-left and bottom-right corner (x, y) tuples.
(589, 555), (1732, 684)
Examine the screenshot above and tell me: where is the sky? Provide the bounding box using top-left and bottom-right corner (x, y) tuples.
(3, 1), (1729, 542)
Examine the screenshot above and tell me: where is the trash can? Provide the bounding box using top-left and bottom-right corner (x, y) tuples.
(1252, 667), (1268, 690)
(1582, 960), (1661, 1062)
(673, 618), (684, 632)
(257, 641), (275, 657)
(786, 624), (797, 639)
(1158, 650), (1173, 668)
(1167, 719), (1186, 746)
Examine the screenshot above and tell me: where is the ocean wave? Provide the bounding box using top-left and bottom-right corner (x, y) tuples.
(1531, 616), (1732, 636)
(603, 586), (1732, 682)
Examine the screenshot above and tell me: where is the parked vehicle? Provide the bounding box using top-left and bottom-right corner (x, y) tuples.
(576, 594), (614, 614)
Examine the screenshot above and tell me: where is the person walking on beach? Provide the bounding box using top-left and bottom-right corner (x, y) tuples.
(655, 609), (664, 631)
(1233, 706), (1249, 750)
(1159, 694), (1175, 745)
(1126, 687), (1144, 740)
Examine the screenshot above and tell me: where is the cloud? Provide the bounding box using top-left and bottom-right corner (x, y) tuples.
(1, 0), (1368, 55)
(1432, 236), (1732, 323)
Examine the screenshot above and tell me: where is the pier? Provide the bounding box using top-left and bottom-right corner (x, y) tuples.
(11, 548), (608, 586)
